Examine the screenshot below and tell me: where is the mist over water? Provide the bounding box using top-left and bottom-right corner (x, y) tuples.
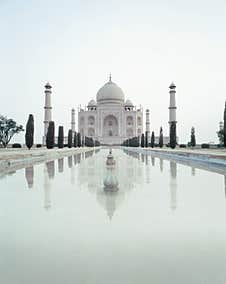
(0, 148), (226, 284)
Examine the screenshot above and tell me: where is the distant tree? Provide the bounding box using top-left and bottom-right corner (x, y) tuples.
(141, 133), (145, 148)
(94, 140), (100, 146)
(190, 127), (196, 147)
(77, 132), (81, 147)
(159, 127), (163, 148)
(217, 122), (224, 145)
(46, 121), (55, 149)
(150, 131), (155, 148)
(224, 102), (226, 147)
(129, 136), (139, 147)
(73, 132), (77, 147)
(0, 115), (24, 148)
(169, 122), (177, 149)
(58, 126), (64, 148)
(68, 129), (72, 148)
(145, 131), (148, 147)
(82, 136), (85, 147)
(25, 114), (34, 150)
(85, 136), (94, 147)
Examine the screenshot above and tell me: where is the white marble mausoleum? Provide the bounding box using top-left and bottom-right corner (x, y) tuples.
(78, 76), (143, 145)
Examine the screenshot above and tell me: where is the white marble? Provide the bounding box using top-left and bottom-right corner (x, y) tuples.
(78, 76), (143, 145)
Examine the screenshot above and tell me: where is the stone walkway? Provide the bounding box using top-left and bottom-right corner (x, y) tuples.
(0, 147), (97, 173)
(124, 147), (226, 174)
(144, 147), (226, 159)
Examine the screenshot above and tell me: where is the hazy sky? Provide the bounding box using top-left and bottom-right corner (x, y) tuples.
(1, 0), (226, 143)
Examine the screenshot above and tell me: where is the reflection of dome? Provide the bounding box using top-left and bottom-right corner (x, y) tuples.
(88, 99), (96, 106)
(125, 99), (133, 107)
(96, 76), (125, 105)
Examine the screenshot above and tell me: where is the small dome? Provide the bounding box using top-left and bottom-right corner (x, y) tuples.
(96, 76), (125, 104)
(88, 99), (96, 106)
(125, 99), (133, 107)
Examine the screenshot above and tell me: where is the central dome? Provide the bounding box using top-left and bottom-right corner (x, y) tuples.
(96, 76), (125, 105)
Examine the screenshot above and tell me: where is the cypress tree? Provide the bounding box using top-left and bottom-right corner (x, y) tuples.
(145, 131), (148, 148)
(58, 126), (64, 148)
(151, 131), (155, 148)
(82, 136), (85, 147)
(141, 133), (145, 148)
(46, 121), (55, 149)
(191, 127), (196, 147)
(25, 114), (34, 150)
(169, 122), (177, 149)
(159, 127), (163, 148)
(73, 132), (77, 147)
(224, 101), (226, 147)
(68, 129), (72, 148)
(77, 132), (81, 147)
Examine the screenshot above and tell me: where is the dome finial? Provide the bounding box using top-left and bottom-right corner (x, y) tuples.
(109, 73), (112, 82)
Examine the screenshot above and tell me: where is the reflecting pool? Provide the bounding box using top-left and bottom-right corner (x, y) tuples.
(0, 148), (226, 284)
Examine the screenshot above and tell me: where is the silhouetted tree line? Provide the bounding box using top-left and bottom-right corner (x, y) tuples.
(44, 122), (99, 149)
(122, 136), (140, 147)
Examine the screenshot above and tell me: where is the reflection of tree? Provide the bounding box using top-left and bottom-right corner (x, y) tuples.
(144, 155), (150, 184)
(141, 154), (145, 163)
(68, 156), (72, 168)
(170, 161), (177, 179)
(77, 153), (81, 164)
(145, 155), (148, 165)
(46, 161), (55, 179)
(159, 158), (163, 172)
(85, 150), (94, 159)
(58, 158), (64, 173)
(25, 166), (34, 189)
(169, 161), (177, 211)
(191, 167), (196, 176)
(151, 156), (155, 167)
(73, 154), (77, 165)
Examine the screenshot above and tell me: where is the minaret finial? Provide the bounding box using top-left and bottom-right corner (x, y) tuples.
(109, 73), (112, 82)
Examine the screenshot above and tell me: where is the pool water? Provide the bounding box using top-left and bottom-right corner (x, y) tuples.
(0, 148), (226, 284)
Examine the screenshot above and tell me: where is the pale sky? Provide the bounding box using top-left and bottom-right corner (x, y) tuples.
(1, 0), (226, 144)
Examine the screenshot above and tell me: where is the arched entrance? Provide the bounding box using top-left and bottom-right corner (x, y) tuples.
(103, 115), (118, 137)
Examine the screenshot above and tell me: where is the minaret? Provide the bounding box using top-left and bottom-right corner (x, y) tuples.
(145, 109), (150, 142)
(71, 108), (75, 133)
(43, 82), (52, 142)
(169, 82), (177, 129)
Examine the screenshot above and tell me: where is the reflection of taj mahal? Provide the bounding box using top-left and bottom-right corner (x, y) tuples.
(78, 75), (143, 145)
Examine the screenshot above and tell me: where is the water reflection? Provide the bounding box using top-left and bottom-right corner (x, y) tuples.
(25, 166), (34, 189)
(151, 156), (155, 167)
(141, 154), (144, 163)
(46, 161), (55, 179)
(159, 158), (163, 172)
(145, 155), (148, 165)
(169, 161), (177, 211)
(145, 155), (150, 184)
(58, 158), (64, 173)
(44, 163), (52, 210)
(68, 156), (72, 168)
(97, 190), (125, 220)
(124, 149), (179, 211)
(20, 148), (226, 217)
(224, 175), (226, 199)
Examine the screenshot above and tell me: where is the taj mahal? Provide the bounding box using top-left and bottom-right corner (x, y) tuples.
(43, 75), (177, 145)
(78, 75), (143, 145)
